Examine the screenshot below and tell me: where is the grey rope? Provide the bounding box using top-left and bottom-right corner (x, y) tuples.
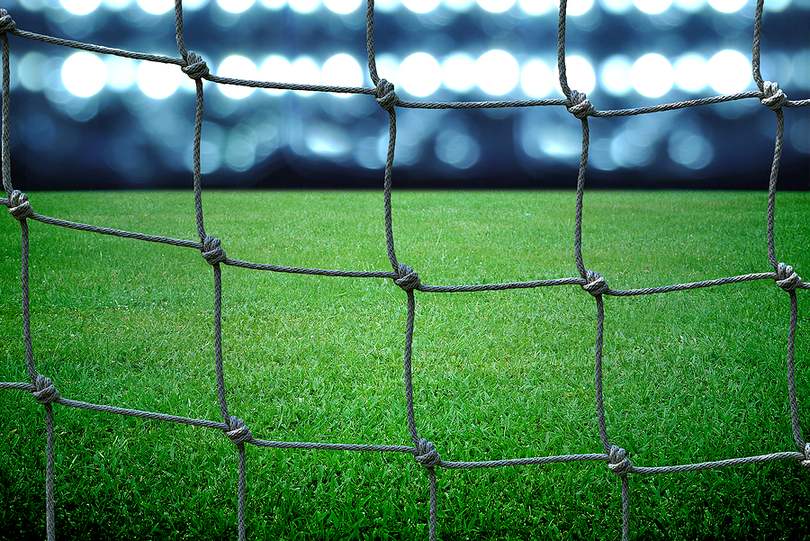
(0, 1), (808, 540)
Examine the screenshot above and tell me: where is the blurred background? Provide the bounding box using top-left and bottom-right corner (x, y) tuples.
(3, 0), (809, 189)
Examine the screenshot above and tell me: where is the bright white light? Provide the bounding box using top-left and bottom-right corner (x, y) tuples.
(631, 53), (674, 98)
(321, 53), (364, 94)
(399, 53), (442, 97)
(442, 53), (476, 93)
(61, 52), (107, 98)
(217, 55), (258, 99)
(673, 0), (704, 11)
(105, 56), (136, 91)
(477, 0), (516, 13)
(401, 0), (440, 13)
(600, 0), (633, 13)
(673, 53), (707, 93)
(324, 0), (361, 13)
(707, 0), (746, 12)
(706, 49), (751, 93)
(562, 55), (596, 94)
(260, 0), (286, 8)
(476, 50), (520, 96)
(137, 61), (181, 99)
(217, 0), (255, 13)
(599, 55), (633, 96)
(259, 54), (292, 95)
(633, 0), (672, 14)
(568, 0), (594, 15)
(519, 0), (555, 14)
(60, 0), (102, 15)
(290, 57), (322, 96)
(137, 0), (174, 14)
(289, 0), (320, 13)
(520, 59), (554, 98)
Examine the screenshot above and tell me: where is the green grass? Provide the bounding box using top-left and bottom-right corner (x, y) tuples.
(1, 190), (809, 540)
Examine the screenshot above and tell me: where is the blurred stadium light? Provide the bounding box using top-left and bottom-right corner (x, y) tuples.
(3, 0), (809, 188)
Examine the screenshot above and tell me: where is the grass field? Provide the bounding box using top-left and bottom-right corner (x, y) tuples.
(1, 190), (809, 540)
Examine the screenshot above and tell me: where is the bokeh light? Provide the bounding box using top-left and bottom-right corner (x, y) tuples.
(289, 0), (321, 13)
(218, 55), (259, 99)
(600, 55), (633, 96)
(259, 55), (292, 95)
(475, 50), (520, 96)
(401, 0), (441, 13)
(673, 53), (707, 93)
(631, 53), (674, 98)
(477, 0), (516, 13)
(137, 60), (182, 99)
(61, 52), (107, 98)
(137, 0), (174, 14)
(707, 0), (747, 12)
(321, 53), (364, 94)
(520, 59), (554, 98)
(217, 0), (256, 13)
(399, 52), (442, 97)
(323, 0), (362, 13)
(60, 0), (102, 15)
(633, 0), (672, 14)
(706, 49), (751, 93)
(442, 53), (477, 93)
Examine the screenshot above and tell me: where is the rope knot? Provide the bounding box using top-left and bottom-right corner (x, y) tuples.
(201, 236), (226, 265)
(225, 416), (252, 445)
(760, 81), (787, 111)
(802, 443), (810, 468)
(8, 190), (33, 220)
(775, 262), (800, 291)
(0, 9), (16, 34)
(32, 375), (60, 405)
(182, 51), (209, 80)
(608, 445), (631, 475)
(394, 263), (420, 291)
(414, 438), (441, 468)
(582, 270), (608, 296)
(375, 79), (398, 111)
(567, 90), (594, 119)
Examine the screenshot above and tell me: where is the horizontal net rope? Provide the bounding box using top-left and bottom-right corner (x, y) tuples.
(0, 1), (808, 540)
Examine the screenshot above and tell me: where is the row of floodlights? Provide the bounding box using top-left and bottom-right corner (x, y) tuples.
(38, 0), (794, 17)
(16, 48), (774, 100)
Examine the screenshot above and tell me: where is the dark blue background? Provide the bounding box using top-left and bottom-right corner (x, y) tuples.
(3, 0), (809, 189)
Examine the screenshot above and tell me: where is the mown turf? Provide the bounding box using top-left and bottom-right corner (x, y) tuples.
(0, 190), (809, 540)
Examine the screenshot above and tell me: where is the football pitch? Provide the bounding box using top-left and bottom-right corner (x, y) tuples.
(1, 190), (809, 539)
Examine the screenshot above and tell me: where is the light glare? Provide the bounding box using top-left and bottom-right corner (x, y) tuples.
(399, 53), (442, 97)
(218, 55), (258, 99)
(631, 53), (674, 98)
(476, 50), (520, 96)
(61, 52), (107, 98)
(137, 61), (181, 100)
(520, 59), (554, 98)
(60, 0), (102, 15)
(707, 49), (751, 93)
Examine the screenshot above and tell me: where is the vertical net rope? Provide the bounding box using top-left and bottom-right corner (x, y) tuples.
(0, 1), (808, 539)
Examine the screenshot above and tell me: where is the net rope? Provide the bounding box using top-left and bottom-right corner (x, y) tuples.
(0, 1), (808, 539)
